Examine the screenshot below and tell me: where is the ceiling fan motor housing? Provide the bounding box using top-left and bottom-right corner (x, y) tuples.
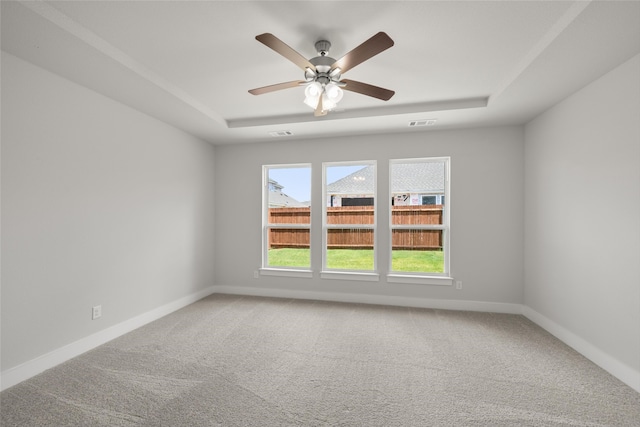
(310, 55), (335, 72)
(308, 54), (339, 85)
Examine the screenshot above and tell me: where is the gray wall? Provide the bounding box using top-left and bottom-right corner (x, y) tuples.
(5, 42), (636, 391)
(524, 54), (640, 373)
(215, 127), (525, 305)
(1, 53), (216, 371)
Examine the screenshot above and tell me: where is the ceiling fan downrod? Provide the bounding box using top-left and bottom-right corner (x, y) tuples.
(315, 40), (331, 56)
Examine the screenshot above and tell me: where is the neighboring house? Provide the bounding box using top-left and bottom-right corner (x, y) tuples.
(326, 164), (445, 207)
(268, 179), (308, 208)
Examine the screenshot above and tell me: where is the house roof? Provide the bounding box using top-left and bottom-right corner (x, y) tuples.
(268, 191), (308, 208)
(268, 178), (283, 191)
(391, 162), (445, 194)
(327, 163), (444, 195)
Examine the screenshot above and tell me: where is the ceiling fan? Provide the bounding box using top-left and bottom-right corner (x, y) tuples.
(248, 32), (395, 117)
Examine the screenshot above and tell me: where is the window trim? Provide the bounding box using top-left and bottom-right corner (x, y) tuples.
(320, 271), (380, 281)
(260, 158), (453, 284)
(387, 157), (451, 285)
(387, 274), (453, 285)
(259, 267), (313, 279)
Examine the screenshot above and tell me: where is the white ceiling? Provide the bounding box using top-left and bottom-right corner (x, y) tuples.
(2, 1), (639, 145)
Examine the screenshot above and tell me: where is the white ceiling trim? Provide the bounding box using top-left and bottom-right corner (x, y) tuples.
(228, 97), (489, 128)
(19, 0), (227, 127)
(15, 1), (490, 131)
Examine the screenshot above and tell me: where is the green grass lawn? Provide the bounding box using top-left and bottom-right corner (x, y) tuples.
(327, 249), (374, 270)
(391, 249), (444, 273)
(268, 248), (444, 272)
(267, 248), (311, 268)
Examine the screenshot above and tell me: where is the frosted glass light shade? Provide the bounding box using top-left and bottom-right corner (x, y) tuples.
(322, 93), (336, 110)
(303, 81), (343, 111)
(304, 82), (322, 109)
(325, 83), (343, 103)
(305, 82), (322, 98)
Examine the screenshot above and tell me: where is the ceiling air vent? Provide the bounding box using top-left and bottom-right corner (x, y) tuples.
(268, 130), (293, 137)
(409, 119), (437, 127)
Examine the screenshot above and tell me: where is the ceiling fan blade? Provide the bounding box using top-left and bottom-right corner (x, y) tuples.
(256, 33), (316, 72)
(341, 79), (395, 101)
(314, 96), (327, 117)
(331, 32), (394, 74)
(249, 80), (306, 95)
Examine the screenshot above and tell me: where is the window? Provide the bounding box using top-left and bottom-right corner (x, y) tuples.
(341, 197), (374, 207)
(389, 158), (450, 277)
(323, 161), (377, 278)
(262, 165), (311, 272)
(421, 195), (445, 205)
(261, 158), (451, 284)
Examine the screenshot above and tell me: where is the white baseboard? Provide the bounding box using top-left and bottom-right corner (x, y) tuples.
(0, 286), (216, 391)
(522, 306), (640, 393)
(4, 285), (638, 395)
(211, 285), (523, 314)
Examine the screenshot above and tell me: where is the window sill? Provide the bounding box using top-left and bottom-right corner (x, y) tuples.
(386, 274), (453, 286)
(320, 271), (380, 282)
(259, 268), (313, 279)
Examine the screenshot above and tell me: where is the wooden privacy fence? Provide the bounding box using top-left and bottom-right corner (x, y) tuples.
(269, 206), (443, 250)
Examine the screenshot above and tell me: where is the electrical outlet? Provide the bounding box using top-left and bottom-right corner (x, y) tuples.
(253, 270), (259, 279)
(456, 281), (463, 290)
(92, 305), (102, 320)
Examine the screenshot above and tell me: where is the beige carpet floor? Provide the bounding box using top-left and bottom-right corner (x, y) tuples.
(2, 294), (639, 426)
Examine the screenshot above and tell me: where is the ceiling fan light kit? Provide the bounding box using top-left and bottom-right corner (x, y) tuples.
(249, 32), (395, 117)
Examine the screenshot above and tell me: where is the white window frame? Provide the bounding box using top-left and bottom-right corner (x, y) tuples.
(387, 157), (452, 286)
(321, 160), (379, 281)
(260, 164), (313, 278)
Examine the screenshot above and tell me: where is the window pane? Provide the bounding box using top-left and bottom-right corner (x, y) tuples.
(390, 158), (449, 275)
(268, 167), (311, 224)
(326, 228), (374, 270)
(324, 162), (376, 272)
(391, 229), (444, 273)
(267, 228), (310, 268)
(265, 165), (311, 270)
(391, 162), (445, 225)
